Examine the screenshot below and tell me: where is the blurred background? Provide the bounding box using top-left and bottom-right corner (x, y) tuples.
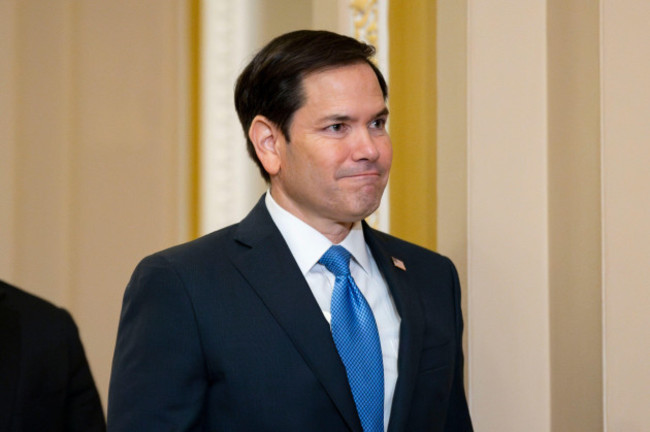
(1, 1), (648, 431)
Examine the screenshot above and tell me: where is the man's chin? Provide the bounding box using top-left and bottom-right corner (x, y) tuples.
(353, 198), (383, 221)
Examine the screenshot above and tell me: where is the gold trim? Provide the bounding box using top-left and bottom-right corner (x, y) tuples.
(189, 0), (201, 239)
(349, 0), (384, 229)
(388, 0), (437, 250)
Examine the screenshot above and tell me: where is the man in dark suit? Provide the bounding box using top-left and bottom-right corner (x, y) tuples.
(108, 30), (472, 431)
(0, 279), (106, 432)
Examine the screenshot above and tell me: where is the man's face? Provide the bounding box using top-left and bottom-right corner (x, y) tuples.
(269, 62), (392, 234)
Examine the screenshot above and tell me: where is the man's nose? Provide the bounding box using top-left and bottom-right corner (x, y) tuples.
(351, 129), (381, 161)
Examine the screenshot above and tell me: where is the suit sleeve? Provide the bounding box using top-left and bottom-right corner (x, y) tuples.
(62, 310), (107, 432)
(107, 255), (207, 431)
(444, 258), (473, 432)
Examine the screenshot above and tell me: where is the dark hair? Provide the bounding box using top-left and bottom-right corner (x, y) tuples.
(234, 30), (388, 181)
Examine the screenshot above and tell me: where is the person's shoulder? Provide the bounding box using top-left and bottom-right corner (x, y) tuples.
(1, 279), (69, 319)
(366, 226), (452, 264)
(0, 279), (76, 339)
(126, 222), (244, 285)
(143, 222), (240, 264)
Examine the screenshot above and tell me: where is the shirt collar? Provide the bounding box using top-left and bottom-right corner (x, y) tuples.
(265, 191), (371, 276)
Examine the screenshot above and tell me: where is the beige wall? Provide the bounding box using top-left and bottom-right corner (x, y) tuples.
(547, 1), (603, 430)
(0, 0), (192, 408)
(601, 1), (650, 429)
(437, 0), (650, 430)
(467, 1), (552, 430)
(0, 0), (18, 279)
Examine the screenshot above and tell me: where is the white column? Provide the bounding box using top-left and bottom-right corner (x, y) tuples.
(200, 0), (265, 234)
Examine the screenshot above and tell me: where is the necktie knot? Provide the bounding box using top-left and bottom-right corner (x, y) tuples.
(319, 245), (352, 277)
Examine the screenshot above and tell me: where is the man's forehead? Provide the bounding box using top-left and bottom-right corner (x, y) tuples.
(300, 64), (385, 103)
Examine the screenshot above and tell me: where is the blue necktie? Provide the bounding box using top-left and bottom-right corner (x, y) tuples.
(320, 245), (384, 432)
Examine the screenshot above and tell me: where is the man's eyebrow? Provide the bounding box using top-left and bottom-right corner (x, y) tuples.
(319, 114), (353, 124)
(317, 108), (390, 124)
(374, 107), (390, 118)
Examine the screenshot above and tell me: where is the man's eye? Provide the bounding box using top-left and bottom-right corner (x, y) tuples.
(327, 124), (344, 132)
(370, 118), (386, 129)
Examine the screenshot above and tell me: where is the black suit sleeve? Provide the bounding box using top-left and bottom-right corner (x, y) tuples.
(61, 310), (107, 432)
(107, 255), (208, 431)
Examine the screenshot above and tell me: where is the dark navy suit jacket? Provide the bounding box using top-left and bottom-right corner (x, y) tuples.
(0, 280), (106, 432)
(107, 196), (472, 431)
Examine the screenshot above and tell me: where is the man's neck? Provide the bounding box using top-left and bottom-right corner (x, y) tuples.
(268, 188), (354, 244)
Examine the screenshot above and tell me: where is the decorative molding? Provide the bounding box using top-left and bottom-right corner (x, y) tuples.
(350, 0), (379, 47)
(200, 0), (238, 234)
(200, 0), (263, 235)
(348, 0), (390, 232)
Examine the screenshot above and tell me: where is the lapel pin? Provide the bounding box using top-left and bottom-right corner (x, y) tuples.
(391, 257), (406, 271)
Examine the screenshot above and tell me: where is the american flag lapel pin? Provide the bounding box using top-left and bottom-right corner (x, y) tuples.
(391, 257), (406, 271)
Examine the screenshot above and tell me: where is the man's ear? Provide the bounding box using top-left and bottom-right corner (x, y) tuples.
(249, 115), (283, 176)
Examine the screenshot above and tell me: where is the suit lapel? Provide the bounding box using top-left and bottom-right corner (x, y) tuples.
(363, 225), (425, 432)
(0, 287), (21, 431)
(229, 197), (363, 432)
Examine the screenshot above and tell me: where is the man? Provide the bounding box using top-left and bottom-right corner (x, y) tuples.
(0, 279), (106, 431)
(108, 30), (472, 431)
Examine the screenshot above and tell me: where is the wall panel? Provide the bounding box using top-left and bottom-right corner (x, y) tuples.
(467, 1), (551, 430)
(0, 0), (193, 406)
(601, 1), (650, 429)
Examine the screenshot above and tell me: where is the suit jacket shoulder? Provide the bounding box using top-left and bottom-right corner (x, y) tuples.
(365, 225), (455, 269)
(0, 280), (106, 432)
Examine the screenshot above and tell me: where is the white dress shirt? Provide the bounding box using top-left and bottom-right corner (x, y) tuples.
(265, 192), (401, 430)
